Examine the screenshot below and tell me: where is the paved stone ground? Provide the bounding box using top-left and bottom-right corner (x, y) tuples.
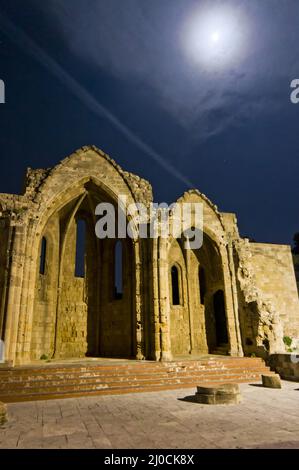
(0, 381), (299, 449)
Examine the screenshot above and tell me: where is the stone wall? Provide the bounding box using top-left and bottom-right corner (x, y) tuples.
(269, 354), (299, 382)
(168, 238), (191, 356)
(0, 145), (298, 365)
(31, 213), (59, 359)
(0, 146), (148, 364)
(249, 243), (299, 338)
(29, 148), (140, 360)
(0, 217), (10, 339)
(99, 238), (135, 358)
(234, 239), (299, 358)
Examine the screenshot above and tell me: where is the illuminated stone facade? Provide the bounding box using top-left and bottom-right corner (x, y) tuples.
(0, 146), (298, 365)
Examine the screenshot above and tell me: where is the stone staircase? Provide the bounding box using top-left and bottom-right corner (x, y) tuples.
(0, 357), (273, 403)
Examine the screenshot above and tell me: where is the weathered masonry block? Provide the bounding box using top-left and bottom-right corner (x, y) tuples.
(195, 383), (242, 405)
(262, 374), (282, 389)
(269, 354), (299, 382)
(0, 402), (7, 425)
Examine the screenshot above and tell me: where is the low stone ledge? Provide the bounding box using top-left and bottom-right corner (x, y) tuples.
(0, 360), (13, 370)
(0, 402), (7, 426)
(262, 374), (281, 389)
(269, 354), (299, 382)
(195, 383), (242, 405)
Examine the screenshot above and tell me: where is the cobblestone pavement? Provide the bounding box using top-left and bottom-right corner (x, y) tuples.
(1, 381), (299, 449)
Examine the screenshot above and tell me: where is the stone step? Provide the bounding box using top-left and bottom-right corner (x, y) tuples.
(211, 349), (229, 355)
(4, 356), (265, 368)
(0, 358), (266, 377)
(0, 363), (270, 380)
(0, 370), (271, 393)
(0, 371), (271, 394)
(0, 368), (268, 383)
(0, 375), (267, 403)
(0, 358), (272, 403)
(0, 367), (271, 389)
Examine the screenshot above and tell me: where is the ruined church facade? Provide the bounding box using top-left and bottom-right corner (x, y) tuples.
(0, 146), (298, 365)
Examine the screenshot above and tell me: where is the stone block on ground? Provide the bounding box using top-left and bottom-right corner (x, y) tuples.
(0, 401), (8, 425)
(195, 383), (242, 405)
(262, 374), (281, 389)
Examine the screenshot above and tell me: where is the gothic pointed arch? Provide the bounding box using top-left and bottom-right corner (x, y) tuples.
(26, 147), (151, 361)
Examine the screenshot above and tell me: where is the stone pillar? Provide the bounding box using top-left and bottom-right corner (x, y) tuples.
(15, 219), (35, 364)
(227, 240), (243, 357)
(152, 237), (161, 361)
(134, 239), (144, 360)
(0, 221), (13, 342)
(0, 402), (7, 426)
(220, 244), (243, 357)
(185, 247), (194, 354)
(4, 223), (27, 364)
(158, 237), (172, 362)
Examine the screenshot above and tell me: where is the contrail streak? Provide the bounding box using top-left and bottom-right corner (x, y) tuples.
(0, 12), (194, 188)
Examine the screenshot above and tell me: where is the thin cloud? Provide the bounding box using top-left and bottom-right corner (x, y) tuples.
(40, 0), (299, 142)
(0, 10), (194, 188)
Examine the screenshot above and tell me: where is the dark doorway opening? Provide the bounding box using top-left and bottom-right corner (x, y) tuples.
(114, 240), (123, 300)
(39, 237), (47, 275)
(75, 219), (86, 278)
(213, 290), (228, 346)
(198, 266), (206, 305)
(171, 265), (180, 305)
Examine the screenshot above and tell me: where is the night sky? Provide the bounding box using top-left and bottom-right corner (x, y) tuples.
(0, 0), (298, 245)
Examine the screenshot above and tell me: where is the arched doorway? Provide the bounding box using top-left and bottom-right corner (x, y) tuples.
(189, 233), (229, 354)
(168, 232), (230, 357)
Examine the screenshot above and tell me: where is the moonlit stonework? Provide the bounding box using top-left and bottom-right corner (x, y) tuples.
(183, 6), (246, 68)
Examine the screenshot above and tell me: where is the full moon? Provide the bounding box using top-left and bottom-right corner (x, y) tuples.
(211, 32), (220, 43)
(183, 6), (246, 69)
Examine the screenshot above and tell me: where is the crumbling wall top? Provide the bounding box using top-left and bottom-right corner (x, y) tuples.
(21, 145), (153, 207)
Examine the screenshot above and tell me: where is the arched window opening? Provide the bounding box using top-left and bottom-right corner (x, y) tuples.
(39, 237), (47, 275)
(114, 241), (123, 299)
(171, 265), (180, 305)
(75, 219), (86, 278)
(198, 266), (206, 305)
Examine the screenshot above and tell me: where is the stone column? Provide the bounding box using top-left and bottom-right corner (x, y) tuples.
(0, 221), (13, 341)
(4, 223), (27, 364)
(152, 237), (161, 361)
(227, 240), (243, 356)
(134, 239), (144, 360)
(185, 246), (194, 354)
(158, 236), (172, 362)
(220, 244), (243, 357)
(15, 219), (36, 364)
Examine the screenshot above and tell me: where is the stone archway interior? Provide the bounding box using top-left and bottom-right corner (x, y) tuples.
(194, 234), (227, 353)
(31, 183), (135, 360)
(168, 232), (228, 357)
